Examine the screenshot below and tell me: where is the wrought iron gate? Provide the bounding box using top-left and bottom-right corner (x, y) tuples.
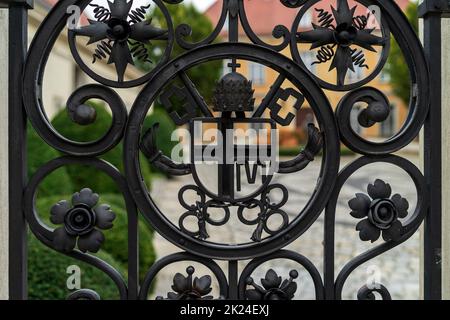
(4, 0), (443, 300)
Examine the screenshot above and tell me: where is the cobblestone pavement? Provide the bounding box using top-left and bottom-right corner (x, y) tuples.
(149, 154), (421, 300)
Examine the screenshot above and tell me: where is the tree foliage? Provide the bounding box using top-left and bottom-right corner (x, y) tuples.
(143, 3), (222, 106)
(385, 1), (418, 105)
(27, 123), (74, 197)
(51, 102), (152, 193)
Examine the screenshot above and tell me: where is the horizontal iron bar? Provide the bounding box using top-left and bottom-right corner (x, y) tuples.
(0, 0), (33, 9)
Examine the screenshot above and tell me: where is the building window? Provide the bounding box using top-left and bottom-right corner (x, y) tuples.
(249, 62), (266, 85)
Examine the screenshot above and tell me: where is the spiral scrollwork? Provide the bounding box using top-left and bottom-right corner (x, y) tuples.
(357, 284), (392, 300)
(175, 0), (228, 50)
(336, 86), (420, 155)
(28, 83), (127, 156)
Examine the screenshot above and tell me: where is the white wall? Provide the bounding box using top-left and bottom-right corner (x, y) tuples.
(0, 8), (9, 300)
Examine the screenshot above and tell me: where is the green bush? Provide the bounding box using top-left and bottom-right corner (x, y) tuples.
(99, 194), (156, 282)
(28, 103), (157, 299)
(28, 236), (125, 300)
(27, 123), (74, 197)
(51, 102), (152, 192)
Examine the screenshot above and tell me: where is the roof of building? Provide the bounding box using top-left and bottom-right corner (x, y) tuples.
(205, 0), (412, 36)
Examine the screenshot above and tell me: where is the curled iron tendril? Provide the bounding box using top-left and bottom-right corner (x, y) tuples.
(175, 0), (228, 50)
(357, 284), (392, 300)
(336, 87), (395, 155)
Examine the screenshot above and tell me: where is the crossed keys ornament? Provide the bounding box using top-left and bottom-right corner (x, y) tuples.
(140, 66), (323, 242)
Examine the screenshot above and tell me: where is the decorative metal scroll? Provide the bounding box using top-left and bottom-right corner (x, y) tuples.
(23, 0), (429, 300)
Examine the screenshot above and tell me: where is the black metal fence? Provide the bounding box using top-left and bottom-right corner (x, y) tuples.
(2, 0), (445, 300)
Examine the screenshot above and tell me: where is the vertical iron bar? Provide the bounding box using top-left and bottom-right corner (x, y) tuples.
(217, 0), (241, 200)
(228, 0), (238, 43)
(228, 0), (239, 72)
(218, 113), (234, 199)
(228, 260), (238, 299)
(127, 210), (138, 300)
(421, 1), (443, 300)
(8, 1), (31, 300)
(323, 207), (336, 300)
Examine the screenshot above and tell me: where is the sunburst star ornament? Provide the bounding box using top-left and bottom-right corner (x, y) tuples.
(74, 0), (168, 82)
(297, 0), (387, 85)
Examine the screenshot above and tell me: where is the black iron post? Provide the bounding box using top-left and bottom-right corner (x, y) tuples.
(0, 0), (33, 300)
(419, 0), (450, 300)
